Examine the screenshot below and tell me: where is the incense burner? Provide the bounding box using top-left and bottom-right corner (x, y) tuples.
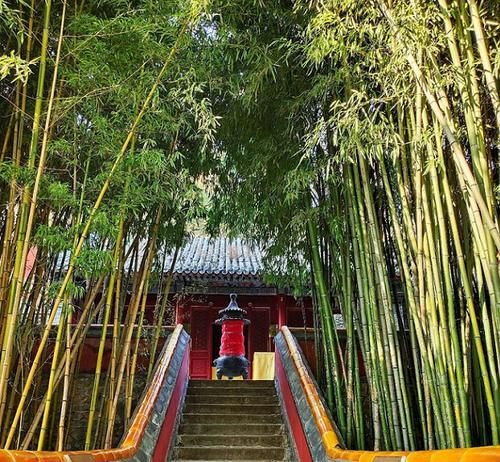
(213, 294), (250, 379)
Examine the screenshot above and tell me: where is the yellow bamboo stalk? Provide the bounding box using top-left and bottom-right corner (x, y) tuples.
(0, 0), (63, 427)
(38, 302), (67, 450)
(4, 19), (190, 447)
(0, 112), (14, 163)
(467, 0), (500, 131)
(57, 298), (72, 451)
(104, 210), (161, 447)
(20, 293), (105, 449)
(107, 235), (125, 434)
(376, 0), (500, 253)
(84, 220), (124, 449)
(125, 277), (150, 422)
(146, 248), (178, 381)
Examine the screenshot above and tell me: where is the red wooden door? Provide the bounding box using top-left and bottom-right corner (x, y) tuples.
(249, 307), (271, 367)
(190, 308), (212, 379)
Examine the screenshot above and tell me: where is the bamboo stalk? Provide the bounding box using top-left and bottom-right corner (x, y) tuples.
(20, 292), (105, 449)
(104, 209), (162, 447)
(84, 220), (124, 449)
(467, 0), (500, 131)
(4, 18), (191, 447)
(0, 0), (54, 423)
(376, 0), (500, 253)
(308, 217), (346, 435)
(146, 246), (179, 381)
(125, 276), (150, 423)
(57, 298), (72, 451)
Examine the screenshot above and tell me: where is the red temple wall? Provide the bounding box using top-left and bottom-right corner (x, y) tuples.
(65, 292), (317, 377)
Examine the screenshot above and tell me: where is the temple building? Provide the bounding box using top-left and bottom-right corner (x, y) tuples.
(163, 236), (316, 379)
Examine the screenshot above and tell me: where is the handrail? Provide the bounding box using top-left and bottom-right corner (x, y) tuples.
(280, 326), (500, 462)
(0, 324), (187, 462)
(281, 326), (341, 451)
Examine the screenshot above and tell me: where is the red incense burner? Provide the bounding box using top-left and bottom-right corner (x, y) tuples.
(213, 294), (250, 379)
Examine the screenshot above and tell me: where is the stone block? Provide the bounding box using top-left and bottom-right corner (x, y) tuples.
(140, 432), (155, 455)
(151, 409), (164, 428)
(131, 447), (149, 462)
(166, 373), (175, 386)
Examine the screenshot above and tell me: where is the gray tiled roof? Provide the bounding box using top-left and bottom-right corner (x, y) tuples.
(163, 236), (264, 277)
(54, 236), (264, 280)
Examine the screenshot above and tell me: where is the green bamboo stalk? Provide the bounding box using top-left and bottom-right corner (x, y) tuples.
(0, 0), (53, 423)
(346, 166), (378, 448)
(343, 228), (354, 447)
(351, 162), (393, 449)
(308, 217), (346, 435)
(376, 0), (500, 254)
(57, 298), (72, 451)
(467, 0), (500, 131)
(432, 118), (499, 443)
(425, 120), (470, 445)
(378, 154), (447, 449)
(4, 18), (191, 447)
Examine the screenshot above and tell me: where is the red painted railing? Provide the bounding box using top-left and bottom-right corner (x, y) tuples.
(276, 326), (500, 462)
(152, 339), (189, 462)
(0, 324), (190, 462)
(275, 342), (313, 461)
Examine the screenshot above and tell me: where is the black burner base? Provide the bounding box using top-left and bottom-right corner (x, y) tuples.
(213, 355), (250, 380)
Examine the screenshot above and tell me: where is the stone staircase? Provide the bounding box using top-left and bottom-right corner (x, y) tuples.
(171, 380), (291, 461)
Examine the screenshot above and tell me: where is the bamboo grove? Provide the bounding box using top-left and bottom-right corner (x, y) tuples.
(206, 0), (499, 453)
(0, 0), (214, 451)
(0, 0), (499, 455)
(305, 0), (500, 451)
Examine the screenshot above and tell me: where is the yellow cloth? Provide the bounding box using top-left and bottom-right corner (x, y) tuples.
(252, 352), (275, 380)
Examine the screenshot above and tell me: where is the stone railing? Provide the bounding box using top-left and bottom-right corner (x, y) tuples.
(275, 326), (500, 462)
(0, 324), (190, 462)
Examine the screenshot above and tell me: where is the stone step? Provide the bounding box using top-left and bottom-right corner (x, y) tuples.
(177, 434), (285, 447)
(181, 413), (282, 424)
(185, 394), (278, 405)
(172, 380), (289, 461)
(187, 386), (274, 396)
(184, 403), (280, 415)
(178, 423), (284, 436)
(189, 380), (274, 388)
(190, 379), (275, 384)
(175, 446), (286, 460)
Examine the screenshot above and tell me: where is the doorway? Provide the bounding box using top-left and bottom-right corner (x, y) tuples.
(190, 308), (212, 379)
